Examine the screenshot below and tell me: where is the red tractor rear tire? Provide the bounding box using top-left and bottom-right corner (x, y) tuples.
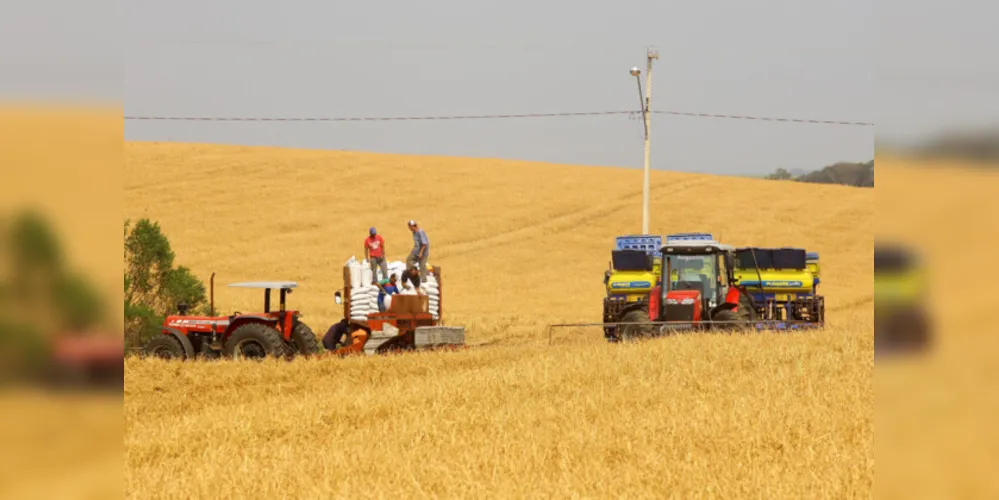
(711, 309), (741, 331)
(223, 323), (286, 360)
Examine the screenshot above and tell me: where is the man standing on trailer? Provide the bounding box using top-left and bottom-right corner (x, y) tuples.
(364, 227), (388, 281)
(407, 220), (430, 281)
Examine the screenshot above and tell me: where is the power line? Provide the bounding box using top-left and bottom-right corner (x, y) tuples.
(654, 110), (873, 127)
(124, 110), (630, 121)
(123, 109), (873, 127)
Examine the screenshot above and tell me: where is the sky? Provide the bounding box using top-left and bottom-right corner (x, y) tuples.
(8, 0), (987, 175)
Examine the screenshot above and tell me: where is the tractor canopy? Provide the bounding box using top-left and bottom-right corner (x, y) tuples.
(228, 281), (298, 313)
(228, 281), (297, 290)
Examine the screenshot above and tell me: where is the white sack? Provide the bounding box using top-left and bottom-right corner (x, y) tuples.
(348, 263), (362, 288)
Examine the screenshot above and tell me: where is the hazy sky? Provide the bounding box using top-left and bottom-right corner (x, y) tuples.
(115, 0), (988, 174)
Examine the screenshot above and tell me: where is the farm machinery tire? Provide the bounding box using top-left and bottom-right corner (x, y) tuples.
(143, 335), (188, 360)
(618, 309), (653, 342)
(287, 321), (321, 357)
(223, 323), (287, 360)
(875, 306), (930, 356)
(711, 309), (742, 331)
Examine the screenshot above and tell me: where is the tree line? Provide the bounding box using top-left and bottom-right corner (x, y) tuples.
(765, 160), (874, 187)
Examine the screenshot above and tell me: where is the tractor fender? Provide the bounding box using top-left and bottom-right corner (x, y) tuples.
(163, 327), (197, 359)
(713, 302), (738, 312)
(224, 315), (279, 336)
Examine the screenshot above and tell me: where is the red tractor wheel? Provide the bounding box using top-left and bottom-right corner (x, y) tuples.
(287, 322), (320, 357)
(223, 323), (286, 360)
(143, 335), (187, 360)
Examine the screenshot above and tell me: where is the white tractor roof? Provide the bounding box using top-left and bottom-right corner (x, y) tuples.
(662, 232), (734, 252)
(228, 281), (298, 289)
(661, 241), (735, 252)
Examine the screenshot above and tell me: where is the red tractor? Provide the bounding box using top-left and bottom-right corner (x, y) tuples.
(142, 277), (319, 360)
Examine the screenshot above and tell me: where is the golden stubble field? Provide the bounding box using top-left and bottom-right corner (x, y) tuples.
(125, 142), (874, 498)
(875, 154), (999, 499)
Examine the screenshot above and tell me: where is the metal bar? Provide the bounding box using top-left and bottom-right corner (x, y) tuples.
(634, 76), (647, 138)
(544, 319), (824, 344)
(210, 272), (216, 316)
(547, 319), (824, 326)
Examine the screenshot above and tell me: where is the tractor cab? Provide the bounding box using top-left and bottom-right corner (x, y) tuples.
(653, 233), (739, 325)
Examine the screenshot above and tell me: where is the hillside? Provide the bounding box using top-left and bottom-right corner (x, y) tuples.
(124, 142), (873, 342)
(124, 142), (874, 498)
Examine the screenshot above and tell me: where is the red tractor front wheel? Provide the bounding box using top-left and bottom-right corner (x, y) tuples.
(143, 335), (187, 360)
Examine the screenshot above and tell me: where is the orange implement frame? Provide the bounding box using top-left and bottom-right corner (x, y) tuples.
(341, 264), (443, 325)
(335, 264), (444, 355)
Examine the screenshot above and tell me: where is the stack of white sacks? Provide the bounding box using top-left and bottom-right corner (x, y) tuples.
(344, 257), (440, 321)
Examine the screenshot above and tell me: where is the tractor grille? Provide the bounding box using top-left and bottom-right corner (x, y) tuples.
(664, 304), (695, 322)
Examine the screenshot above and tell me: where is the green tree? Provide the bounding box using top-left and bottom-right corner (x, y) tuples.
(765, 168), (794, 180)
(123, 218), (206, 348)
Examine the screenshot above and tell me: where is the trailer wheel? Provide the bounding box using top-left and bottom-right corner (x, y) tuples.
(223, 323), (286, 360)
(143, 335), (187, 360)
(288, 321), (321, 357)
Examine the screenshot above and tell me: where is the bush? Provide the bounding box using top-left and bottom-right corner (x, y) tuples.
(124, 219), (206, 349)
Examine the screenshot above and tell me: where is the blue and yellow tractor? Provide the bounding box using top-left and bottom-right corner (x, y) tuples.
(602, 235), (662, 341)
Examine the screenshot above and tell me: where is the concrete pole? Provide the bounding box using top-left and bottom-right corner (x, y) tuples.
(642, 47), (659, 235)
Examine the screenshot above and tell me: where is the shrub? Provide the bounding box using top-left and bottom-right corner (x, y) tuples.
(124, 219), (206, 349)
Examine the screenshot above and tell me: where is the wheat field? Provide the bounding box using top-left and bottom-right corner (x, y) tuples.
(125, 142), (874, 498)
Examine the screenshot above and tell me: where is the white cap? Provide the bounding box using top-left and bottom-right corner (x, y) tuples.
(407, 220), (417, 226)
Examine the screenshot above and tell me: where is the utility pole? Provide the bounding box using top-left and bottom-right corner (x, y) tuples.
(630, 46), (659, 235)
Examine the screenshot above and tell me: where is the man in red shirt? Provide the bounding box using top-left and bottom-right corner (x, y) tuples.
(364, 227), (388, 281)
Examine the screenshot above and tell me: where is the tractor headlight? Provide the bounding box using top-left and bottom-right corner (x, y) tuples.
(666, 298), (679, 305)
(680, 298), (695, 305)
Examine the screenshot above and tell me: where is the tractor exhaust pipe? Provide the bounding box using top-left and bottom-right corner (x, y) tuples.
(210, 272), (216, 316)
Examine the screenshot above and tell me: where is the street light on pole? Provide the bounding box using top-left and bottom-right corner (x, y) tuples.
(630, 46), (658, 235)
